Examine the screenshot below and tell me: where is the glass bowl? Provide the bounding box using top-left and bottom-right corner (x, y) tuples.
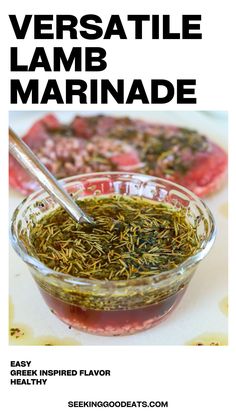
(10, 172), (216, 336)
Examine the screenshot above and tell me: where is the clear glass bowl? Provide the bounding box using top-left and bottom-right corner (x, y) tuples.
(10, 172), (216, 336)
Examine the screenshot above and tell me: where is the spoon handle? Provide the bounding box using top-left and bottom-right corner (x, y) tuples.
(9, 128), (93, 224)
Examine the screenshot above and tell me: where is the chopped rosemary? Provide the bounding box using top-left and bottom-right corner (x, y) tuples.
(24, 195), (201, 281)
(108, 125), (209, 176)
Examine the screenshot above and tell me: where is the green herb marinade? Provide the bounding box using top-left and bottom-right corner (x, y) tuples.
(24, 195), (201, 281)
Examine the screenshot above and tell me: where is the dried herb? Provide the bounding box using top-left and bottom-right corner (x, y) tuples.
(137, 130), (209, 175)
(10, 327), (24, 338)
(43, 116), (210, 179)
(25, 195), (201, 281)
(107, 120), (210, 175)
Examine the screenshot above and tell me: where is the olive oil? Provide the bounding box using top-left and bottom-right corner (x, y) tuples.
(219, 296), (228, 316)
(25, 195), (201, 281)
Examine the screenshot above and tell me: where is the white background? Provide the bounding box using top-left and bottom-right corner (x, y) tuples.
(0, 0), (235, 418)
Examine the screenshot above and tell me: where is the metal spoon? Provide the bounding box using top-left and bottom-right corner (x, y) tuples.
(9, 127), (93, 224)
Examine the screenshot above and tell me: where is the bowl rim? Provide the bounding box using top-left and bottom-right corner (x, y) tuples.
(10, 172), (216, 289)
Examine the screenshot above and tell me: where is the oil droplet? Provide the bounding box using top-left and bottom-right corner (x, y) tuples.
(218, 202), (228, 218)
(9, 298), (81, 346)
(9, 323), (34, 345)
(186, 332), (228, 346)
(9, 322), (81, 346)
(34, 336), (80, 346)
(9, 298), (14, 324)
(219, 296), (228, 316)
